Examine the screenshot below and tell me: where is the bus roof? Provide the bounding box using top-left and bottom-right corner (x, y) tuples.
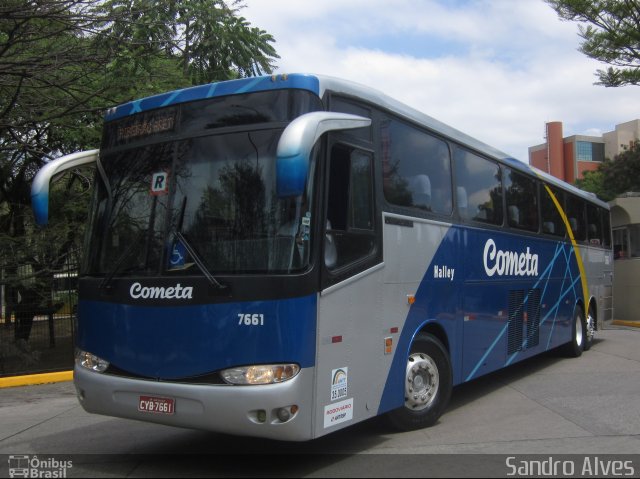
(104, 73), (608, 210)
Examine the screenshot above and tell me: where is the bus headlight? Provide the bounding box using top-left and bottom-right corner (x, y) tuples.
(221, 364), (300, 385)
(76, 349), (109, 373)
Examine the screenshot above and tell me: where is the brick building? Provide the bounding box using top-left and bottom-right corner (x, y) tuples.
(528, 120), (640, 184)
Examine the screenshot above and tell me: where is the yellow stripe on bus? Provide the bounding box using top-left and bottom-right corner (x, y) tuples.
(542, 184), (589, 310)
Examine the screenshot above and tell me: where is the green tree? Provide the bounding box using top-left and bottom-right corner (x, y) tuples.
(576, 141), (640, 200)
(600, 140), (640, 196)
(575, 169), (607, 199)
(99, 0), (278, 86)
(0, 0), (278, 312)
(547, 0), (640, 86)
(1, 1), (113, 306)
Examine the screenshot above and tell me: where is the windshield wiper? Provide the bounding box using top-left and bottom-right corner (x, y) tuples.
(172, 196), (227, 291)
(173, 232), (227, 291)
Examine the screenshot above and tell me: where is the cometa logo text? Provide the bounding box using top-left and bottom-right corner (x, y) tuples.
(483, 238), (539, 277)
(130, 282), (193, 300)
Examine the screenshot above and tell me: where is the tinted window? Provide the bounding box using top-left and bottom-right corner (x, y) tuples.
(540, 184), (565, 237)
(587, 204), (603, 246)
(326, 145), (375, 270)
(350, 152), (374, 230)
(576, 141), (604, 162)
(87, 129), (320, 276)
(331, 97), (372, 141)
(381, 118), (452, 215)
(504, 168), (538, 232)
(102, 90), (323, 150)
(453, 146), (503, 225)
(565, 194), (586, 241)
(182, 89), (322, 132)
(602, 208), (612, 248)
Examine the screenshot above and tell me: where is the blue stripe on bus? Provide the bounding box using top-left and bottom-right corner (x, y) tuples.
(377, 226), (461, 415)
(378, 226), (584, 415)
(464, 243), (581, 380)
(76, 294), (317, 379)
(466, 322), (509, 381)
(105, 74), (321, 121)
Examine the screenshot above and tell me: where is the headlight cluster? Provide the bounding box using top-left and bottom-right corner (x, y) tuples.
(75, 349), (300, 386)
(221, 364), (300, 385)
(75, 349), (109, 373)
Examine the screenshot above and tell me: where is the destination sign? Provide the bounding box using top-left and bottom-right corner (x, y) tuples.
(103, 107), (178, 149)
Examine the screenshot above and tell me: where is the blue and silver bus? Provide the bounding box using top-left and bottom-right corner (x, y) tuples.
(32, 74), (613, 440)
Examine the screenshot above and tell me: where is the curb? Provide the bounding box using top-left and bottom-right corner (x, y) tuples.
(0, 371), (73, 389)
(612, 320), (640, 328)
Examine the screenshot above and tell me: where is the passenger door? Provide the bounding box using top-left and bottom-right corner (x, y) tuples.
(314, 139), (384, 437)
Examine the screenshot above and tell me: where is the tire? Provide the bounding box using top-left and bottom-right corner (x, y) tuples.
(584, 306), (596, 352)
(386, 333), (452, 431)
(562, 306), (585, 358)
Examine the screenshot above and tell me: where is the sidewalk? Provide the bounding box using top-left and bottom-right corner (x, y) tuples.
(612, 319), (640, 328)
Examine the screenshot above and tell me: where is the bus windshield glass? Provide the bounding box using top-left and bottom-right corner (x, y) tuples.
(84, 90), (321, 277)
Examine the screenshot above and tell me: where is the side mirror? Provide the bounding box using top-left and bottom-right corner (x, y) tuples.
(276, 112), (371, 197)
(31, 149), (99, 225)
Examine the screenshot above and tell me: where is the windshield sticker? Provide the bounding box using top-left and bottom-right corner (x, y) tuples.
(169, 241), (186, 269)
(151, 172), (169, 196)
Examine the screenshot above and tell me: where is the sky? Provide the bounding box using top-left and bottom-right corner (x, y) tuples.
(240, 0), (638, 163)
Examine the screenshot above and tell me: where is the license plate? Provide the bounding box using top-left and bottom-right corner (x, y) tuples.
(138, 395), (175, 415)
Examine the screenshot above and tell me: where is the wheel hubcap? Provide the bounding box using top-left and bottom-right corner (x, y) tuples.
(575, 315), (583, 346)
(404, 353), (439, 411)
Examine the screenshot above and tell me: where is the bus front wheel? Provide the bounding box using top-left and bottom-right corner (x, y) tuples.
(386, 333), (452, 431)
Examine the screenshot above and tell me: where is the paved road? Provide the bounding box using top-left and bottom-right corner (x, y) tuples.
(1, 327), (639, 477)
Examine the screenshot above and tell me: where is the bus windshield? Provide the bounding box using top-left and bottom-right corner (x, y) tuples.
(84, 127), (317, 277)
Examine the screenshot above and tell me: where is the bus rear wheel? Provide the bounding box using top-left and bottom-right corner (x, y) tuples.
(386, 333), (452, 431)
(563, 307), (585, 358)
(584, 306), (596, 351)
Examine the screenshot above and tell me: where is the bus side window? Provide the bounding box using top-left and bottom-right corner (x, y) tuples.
(566, 194), (586, 242)
(381, 117), (452, 216)
(325, 144), (375, 271)
(540, 184), (565, 238)
(587, 204), (601, 245)
(453, 146), (503, 225)
(504, 168), (538, 232)
(602, 208), (612, 248)
(456, 186), (468, 218)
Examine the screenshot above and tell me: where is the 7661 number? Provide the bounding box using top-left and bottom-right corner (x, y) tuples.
(238, 314), (265, 326)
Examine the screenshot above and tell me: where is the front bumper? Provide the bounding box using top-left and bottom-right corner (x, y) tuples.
(74, 365), (315, 441)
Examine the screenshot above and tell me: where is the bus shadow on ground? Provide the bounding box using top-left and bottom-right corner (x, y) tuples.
(20, 419), (392, 477)
(445, 341), (603, 414)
